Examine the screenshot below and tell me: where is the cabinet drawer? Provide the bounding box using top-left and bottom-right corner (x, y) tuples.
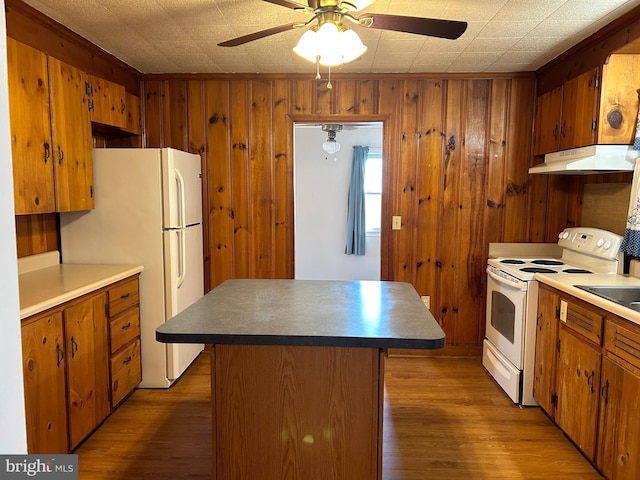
(561, 299), (603, 345)
(604, 318), (640, 370)
(109, 307), (140, 354)
(108, 278), (139, 317)
(110, 338), (141, 407)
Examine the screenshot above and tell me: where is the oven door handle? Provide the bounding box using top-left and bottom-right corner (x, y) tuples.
(486, 267), (528, 291)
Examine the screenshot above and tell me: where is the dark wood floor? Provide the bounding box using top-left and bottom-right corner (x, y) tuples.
(75, 353), (603, 479)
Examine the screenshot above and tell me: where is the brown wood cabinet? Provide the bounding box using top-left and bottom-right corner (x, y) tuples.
(21, 311), (68, 453)
(89, 75), (126, 129)
(106, 277), (142, 407)
(7, 37), (93, 214)
(555, 323), (601, 460)
(533, 68), (598, 156)
(533, 54), (640, 156)
(49, 56), (94, 212)
(533, 86), (563, 156)
(7, 37), (55, 214)
(124, 92), (142, 135)
(534, 285), (640, 479)
(65, 293), (110, 450)
(597, 54), (640, 145)
(533, 284), (559, 415)
(21, 274), (141, 453)
(597, 317), (640, 480)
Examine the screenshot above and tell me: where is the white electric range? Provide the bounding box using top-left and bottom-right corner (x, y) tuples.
(483, 227), (623, 406)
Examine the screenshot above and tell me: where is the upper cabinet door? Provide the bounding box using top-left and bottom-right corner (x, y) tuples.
(533, 86), (562, 156)
(6, 37), (55, 214)
(560, 68), (599, 151)
(598, 54), (640, 145)
(89, 75), (127, 129)
(49, 57), (94, 212)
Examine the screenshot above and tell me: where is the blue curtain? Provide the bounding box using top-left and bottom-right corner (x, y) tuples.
(345, 146), (369, 255)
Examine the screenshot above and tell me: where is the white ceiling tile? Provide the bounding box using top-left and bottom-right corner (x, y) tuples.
(492, 0), (568, 21)
(18, 0), (640, 74)
(476, 21), (539, 38)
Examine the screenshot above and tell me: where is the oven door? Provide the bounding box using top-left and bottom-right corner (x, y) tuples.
(485, 266), (527, 369)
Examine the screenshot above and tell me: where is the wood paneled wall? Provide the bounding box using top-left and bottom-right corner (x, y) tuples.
(141, 74), (571, 347)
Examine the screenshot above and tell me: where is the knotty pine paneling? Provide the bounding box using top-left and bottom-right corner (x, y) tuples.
(503, 79), (535, 242)
(15, 214), (58, 258)
(142, 74), (581, 348)
(205, 80), (235, 288)
(414, 80), (446, 320)
(273, 81), (295, 279)
(439, 79), (465, 344)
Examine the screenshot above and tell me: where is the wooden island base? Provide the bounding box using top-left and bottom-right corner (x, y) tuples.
(211, 344), (385, 480)
(156, 280), (445, 479)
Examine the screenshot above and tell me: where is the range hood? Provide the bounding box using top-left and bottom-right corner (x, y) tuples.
(529, 145), (640, 174)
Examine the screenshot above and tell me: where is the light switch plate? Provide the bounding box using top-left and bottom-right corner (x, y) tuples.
(392, 216), (401, 230)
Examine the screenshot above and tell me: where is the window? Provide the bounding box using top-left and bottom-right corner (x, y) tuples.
(364, 148), (382, 234)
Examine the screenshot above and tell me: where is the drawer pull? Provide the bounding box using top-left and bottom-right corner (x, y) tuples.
(121, 322), (132, 330)
(122, 355), (132, 365)
(120, 293), (130, 300)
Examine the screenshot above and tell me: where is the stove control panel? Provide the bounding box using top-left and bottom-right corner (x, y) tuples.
(557, 227), (622, 260)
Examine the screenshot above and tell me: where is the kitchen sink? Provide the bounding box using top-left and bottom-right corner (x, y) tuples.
(575, 285), (640, 312)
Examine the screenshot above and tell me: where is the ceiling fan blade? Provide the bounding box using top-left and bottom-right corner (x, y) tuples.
(263, 0), (310, 10)
(218, 23), (300, 47)
(358, 13), (467, 40)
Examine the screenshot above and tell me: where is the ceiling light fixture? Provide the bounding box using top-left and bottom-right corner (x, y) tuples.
(293, 17), (367, 67)
(322, 124), (343, 155)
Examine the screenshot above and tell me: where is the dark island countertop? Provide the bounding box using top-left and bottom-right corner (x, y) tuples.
(156, 279), (445, 349)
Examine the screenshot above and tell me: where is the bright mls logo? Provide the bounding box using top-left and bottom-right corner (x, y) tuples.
(0, 455), (77, 479)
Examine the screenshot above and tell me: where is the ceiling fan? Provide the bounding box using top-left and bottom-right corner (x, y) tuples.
(218, 0), (468, 58)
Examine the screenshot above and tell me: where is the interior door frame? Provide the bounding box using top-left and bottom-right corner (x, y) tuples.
(288, 114), (391, 280)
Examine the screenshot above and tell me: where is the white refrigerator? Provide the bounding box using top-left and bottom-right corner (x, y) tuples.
(60, 147), (204, 388)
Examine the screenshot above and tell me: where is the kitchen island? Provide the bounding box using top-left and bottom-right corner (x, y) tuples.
(156, 279), (445, 480)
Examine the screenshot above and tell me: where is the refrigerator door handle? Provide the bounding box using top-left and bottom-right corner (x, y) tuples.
(177, 228), (187, 288)
(175, 168), (186, 228)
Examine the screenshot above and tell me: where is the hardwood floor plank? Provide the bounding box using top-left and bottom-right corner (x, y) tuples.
(75, 353), (603, 479)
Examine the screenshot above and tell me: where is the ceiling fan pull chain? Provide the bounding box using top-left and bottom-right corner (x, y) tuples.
(315, 55), (321, 80)
(327, 66), (332, 90)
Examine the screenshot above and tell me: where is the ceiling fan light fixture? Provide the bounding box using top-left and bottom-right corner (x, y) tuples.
(293, 22), (366, 66)
(321, 124), (343, 155)
(322, 139), (341, 155)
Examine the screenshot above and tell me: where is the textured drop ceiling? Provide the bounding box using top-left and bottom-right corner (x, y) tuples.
(20, 0), (640, 74)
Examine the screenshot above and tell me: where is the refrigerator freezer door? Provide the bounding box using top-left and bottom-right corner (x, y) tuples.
(163, 223), (204, 380)
(162, 148), (203, 228)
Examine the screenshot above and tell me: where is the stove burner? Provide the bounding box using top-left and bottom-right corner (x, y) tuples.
(520, 267), (558, 274)
(563, 268), (593, 274)
(500, 259), (525, 264)
(531, 259), (564, 266)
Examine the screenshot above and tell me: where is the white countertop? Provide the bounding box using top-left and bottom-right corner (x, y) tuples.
(534, 272), (640, 326)
(19, 262), (143, 319)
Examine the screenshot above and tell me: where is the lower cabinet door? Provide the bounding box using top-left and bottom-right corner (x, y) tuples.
(21, 312), (68, 453)
(65, 294), (110, 449)
(597, 356), (640, 480)
(555, 325), (601, 461)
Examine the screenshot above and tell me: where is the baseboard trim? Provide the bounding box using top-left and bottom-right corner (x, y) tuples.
(389, 345), (482, 358)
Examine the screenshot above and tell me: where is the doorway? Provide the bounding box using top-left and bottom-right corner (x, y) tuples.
(294, 122), (383, 280)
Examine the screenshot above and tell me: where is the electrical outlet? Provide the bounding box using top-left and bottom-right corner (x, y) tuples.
(421, 295), (430, 309)
(392, 216), (401, 230)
